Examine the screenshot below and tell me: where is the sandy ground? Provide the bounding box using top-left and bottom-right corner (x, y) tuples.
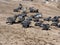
(0, 0), (60, 45)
